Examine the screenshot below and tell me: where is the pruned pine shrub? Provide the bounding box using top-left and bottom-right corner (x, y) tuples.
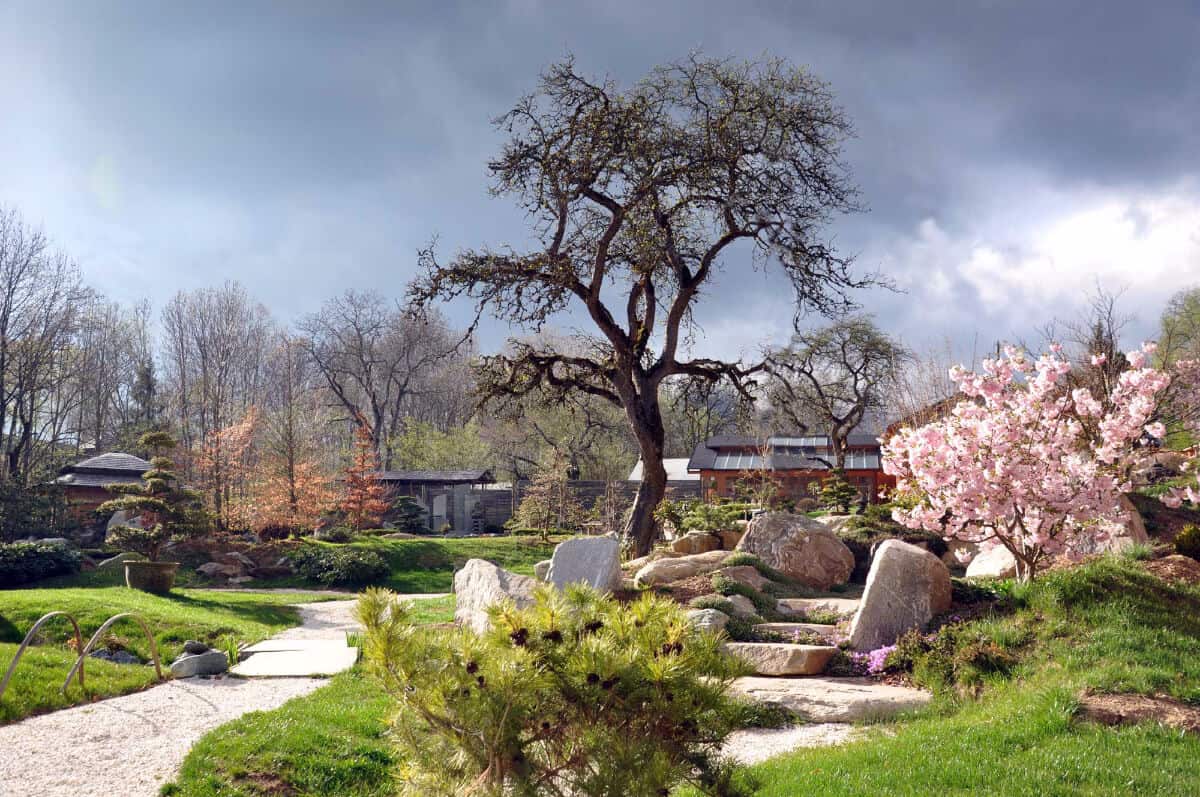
(356, 584), (752, 797)
(288, 544), (387, 586)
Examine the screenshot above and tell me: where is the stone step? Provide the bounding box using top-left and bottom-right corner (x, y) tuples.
(724, 642), (836, 676)
(729, 676), (932, 723)
(776, 597), (860, 620)
(753, 622), (840, 641)
(229, 639), (360, 678)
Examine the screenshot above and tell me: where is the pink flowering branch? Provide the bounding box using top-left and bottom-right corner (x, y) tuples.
(883, 343), (1171, 581)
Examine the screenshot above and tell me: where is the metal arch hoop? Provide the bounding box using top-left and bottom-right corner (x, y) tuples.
(0, 611), (87, 701)
(62, 613), (164, 692)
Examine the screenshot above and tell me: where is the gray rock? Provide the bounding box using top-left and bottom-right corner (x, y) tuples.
(735, 512), (855, 590)
(724, 594), (759, 618)
(848, 539), (953, 650)
(964, 545), (1017, 579)
(728, 676), (932, 722)
(106, 510), (145, 532)
(546, 536), (622, 594)
(671, 531), (722, 555)
(685, 608), (730, 633)
(533, 559), (552, 581)
(725, 642), (836, 676)
(170, 649), (229, 677)
(453, 558), (538, 633)
(633, 549), (733, 587)
(183, 640), (210, 655)
(197, 561), (241, 579)
(89, 649), (141, 665)
(97, 551), (146, 570)
(715, 565), (770, 591)
(35, 537), (71, 547)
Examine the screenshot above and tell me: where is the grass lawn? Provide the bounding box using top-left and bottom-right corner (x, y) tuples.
(251, 534), (563, 593)
(0, 587), (338, 724)
(684, 555), (1200, 796)
(164, 595), (455, 797)
(167, 555), (1200, 796)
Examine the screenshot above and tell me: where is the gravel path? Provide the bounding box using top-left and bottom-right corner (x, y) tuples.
(721, 723), (862, 764)
(0, 597), (422, 797)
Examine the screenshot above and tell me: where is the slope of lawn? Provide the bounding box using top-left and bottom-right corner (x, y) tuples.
(0, 587), (337, 723)
(689, 554), (1200, 796)
(167, 555), (1200, 796)
(164, 596), (455, 797)
(253, 534), (562, 593)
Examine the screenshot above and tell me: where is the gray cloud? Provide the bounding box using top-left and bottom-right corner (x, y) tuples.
(1, 0), (1197, 358)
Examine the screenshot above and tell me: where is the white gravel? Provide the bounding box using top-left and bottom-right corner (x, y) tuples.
(0, 596), (421, 797)
(721, 723), (862, 765)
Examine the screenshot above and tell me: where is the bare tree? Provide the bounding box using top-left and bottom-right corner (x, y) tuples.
(299, 291), (463, 468)
(160, 282), (273, 515)
(767, 316), (908, 468)
(412, 55), (868, 555)
(660, 377), (743, 457)
(0, 208), (92, 483)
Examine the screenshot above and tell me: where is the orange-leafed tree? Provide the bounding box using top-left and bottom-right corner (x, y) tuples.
(195, 406), (259, 531)
(253, 457), (337, 536)
(342, 419), (390, 531)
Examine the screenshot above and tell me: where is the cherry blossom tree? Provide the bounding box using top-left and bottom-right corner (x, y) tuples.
(883, 343), (1171, 581)
(1163, 358), (1200, 508)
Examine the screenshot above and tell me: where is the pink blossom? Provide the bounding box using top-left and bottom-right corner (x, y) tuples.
(884, 344), (1173, 581)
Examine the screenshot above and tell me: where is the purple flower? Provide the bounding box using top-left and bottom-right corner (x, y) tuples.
(850, 644), (896, 675)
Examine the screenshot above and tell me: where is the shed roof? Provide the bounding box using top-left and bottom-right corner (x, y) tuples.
(373, 469), (495, 485)
(628, 458), (699, 481)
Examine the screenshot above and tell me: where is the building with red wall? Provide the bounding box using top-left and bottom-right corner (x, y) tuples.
(686, 433), (895, 503)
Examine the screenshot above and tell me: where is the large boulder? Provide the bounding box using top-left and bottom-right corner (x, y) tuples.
(96, 551), (146, 570)
(633, 549), (732, 587)
(533, 559), (551, 581)
(170, 649), (229, 678)
(965, 545), (1017, 579)
(849, 539), (952, 650)
(717, 529), (744, 549)
(454, 558), (538, 633)
(715, 565), (770, 591)
(735, 512), (854, 590)
(685, 608), (730, 633)
(196, 561), (243, 580)
(1076, 495), (1149, 555)
(672, 531), (722, 555)
(546, 536), (622, 594)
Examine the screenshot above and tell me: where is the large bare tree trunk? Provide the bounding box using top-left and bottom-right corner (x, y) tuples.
(624, 398), (667, 556)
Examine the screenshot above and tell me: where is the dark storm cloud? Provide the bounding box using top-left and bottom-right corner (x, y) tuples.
(1, 0), (1197, 354)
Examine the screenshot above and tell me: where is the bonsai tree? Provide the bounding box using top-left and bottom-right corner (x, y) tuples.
(818, 469), (860, 514)
(99, 432), (209, 561)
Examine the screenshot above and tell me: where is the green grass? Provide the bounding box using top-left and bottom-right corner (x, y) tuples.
(164, 595), (455, 797)
(681, 555), (1200, 795)
(160, 556), (1200, 797)
(251, 534), (561, 593)
(0, 587), (337, 723)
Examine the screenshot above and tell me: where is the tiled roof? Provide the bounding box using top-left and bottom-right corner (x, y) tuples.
(53, 472), (145, 488)
(373, 469), (495, 484)
(69, 452), (152, 473)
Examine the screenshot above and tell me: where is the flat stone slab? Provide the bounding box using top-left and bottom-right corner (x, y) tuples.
(777, 597), (860, 619)
(230, 639), (359, 677)
(721, 723), (862, 765)
(729, 676), (932, 722)
(725, 642), (836, 676)
(754, 622), (840, 639)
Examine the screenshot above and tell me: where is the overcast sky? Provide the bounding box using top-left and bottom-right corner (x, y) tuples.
(2, 0), (1198, 364)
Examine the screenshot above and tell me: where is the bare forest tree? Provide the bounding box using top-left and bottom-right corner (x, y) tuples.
(660, 377), (744, 458)
(767, 316), (908, 468)
(0, 207), (93, 483)
(300, 291), (467, 469)
(412, 55), (869, 555)
(161, 282), (273, 516)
